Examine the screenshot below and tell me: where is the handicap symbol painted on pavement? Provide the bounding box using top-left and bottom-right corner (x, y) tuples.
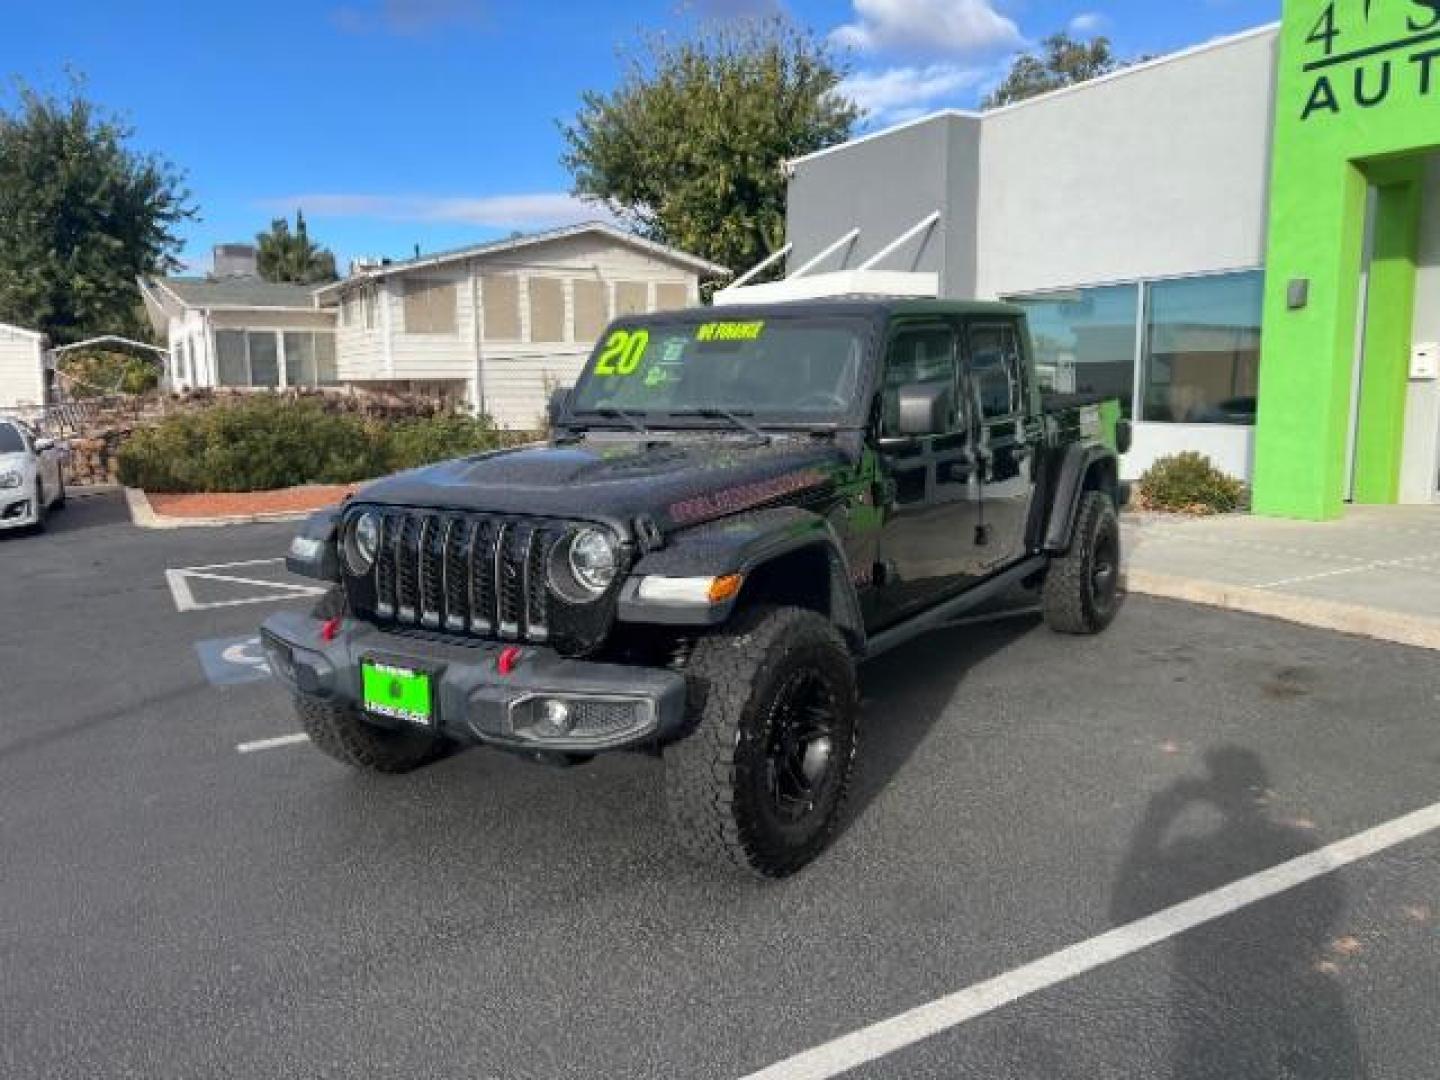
(195, 635), (273, 686)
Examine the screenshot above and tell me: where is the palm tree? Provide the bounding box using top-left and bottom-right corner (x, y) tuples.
(255, 210), (338, 284)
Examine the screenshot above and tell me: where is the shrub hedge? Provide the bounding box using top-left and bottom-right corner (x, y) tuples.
(117, 396), (517, 493)
(1134, 451), (1247, 515)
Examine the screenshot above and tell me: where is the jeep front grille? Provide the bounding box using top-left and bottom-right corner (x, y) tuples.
(363, 510), (567, 644)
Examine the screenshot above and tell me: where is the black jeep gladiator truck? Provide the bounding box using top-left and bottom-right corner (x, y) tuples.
(262, 299), (1129, 877)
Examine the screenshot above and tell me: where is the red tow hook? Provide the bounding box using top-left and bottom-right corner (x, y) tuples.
(320, 616), (342, 643)
(497, 646), (522, 676)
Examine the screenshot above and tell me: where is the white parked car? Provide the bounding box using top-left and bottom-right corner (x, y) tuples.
(0, 419), (66, 532)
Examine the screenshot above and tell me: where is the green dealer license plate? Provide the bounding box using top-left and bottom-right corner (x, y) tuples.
(361, 661), (434, 726)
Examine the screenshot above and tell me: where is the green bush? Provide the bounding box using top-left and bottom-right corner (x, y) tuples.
(116, 396), (520, 493)
(1135, 452), (1246, 515)
(385, 413), (509, 472)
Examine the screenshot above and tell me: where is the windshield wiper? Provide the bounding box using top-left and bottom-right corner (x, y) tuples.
(573, 407), (651, 436)
(670, 408), (771, 444)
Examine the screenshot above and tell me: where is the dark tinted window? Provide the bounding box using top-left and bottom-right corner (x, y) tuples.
(0, 424), (26, 454)
(882, 327), (956, 435)
(969, 323), (1024, 420)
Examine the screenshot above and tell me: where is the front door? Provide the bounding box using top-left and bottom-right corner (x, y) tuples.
(870, 321), (982, 628)
(964, 320), (1039, 571)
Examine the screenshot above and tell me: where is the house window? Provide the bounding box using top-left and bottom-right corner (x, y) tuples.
(1008, 284), (1140, 419)
(248, 332), (279, 387)
(216, 331), (248, 386)
(1141, 271), (1263, 425)
(403, 278), (457, 334)
(284, 332), (339, 387)
(482, 274), (521, 340)
(655, 282), (689, 311)
(528, 277), (565, 342)
(572, 279), (608, 341)
(615, 281), (649, 316)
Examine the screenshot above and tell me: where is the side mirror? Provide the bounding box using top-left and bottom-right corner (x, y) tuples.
(896, 382), (952, 437)
(547, 386), (574, 427)
(33, 437), (54, 453)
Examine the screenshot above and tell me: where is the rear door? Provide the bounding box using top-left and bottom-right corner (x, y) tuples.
(963, 320), (1039, 571)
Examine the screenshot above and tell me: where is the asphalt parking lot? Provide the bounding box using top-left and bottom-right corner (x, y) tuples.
(2, 490), (1438, 1079)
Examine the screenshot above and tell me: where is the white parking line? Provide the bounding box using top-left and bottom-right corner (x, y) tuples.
(166, 558), (327, 612)
(741, 799), (1440, 1080)
(236, 733), (311, 753)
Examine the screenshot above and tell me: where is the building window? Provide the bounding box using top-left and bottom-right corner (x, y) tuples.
(482, 274), (521, 340)
(402, 278), (457, 334)
(216, 331), (247, 386)
(528, 277), (565, 342)
(655, 282), (689, 311)
(1008, 284), (1140, 419)
(283, 332), (339, 387)
(572, 279), (608, 341)
(247, 332), (280, 387)
(1141, 270), (1263, 425)
(615, 281), (649, 316)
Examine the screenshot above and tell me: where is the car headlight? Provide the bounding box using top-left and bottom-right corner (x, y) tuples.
(557, 528), (618, 598)
(342, 512), (381, 575)
(0, 470), (21, 490)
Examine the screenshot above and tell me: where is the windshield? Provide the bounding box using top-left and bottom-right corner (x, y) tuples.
(0, 424), (26, 454)
(569, 316), (868, 424)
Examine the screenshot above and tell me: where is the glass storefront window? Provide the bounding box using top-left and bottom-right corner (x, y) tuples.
(1142, 271), (1263, 425)
(1009, 284), (1140, 419)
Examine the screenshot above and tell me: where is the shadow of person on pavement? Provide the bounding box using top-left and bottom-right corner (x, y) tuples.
(1111, 747), (1365, 1079)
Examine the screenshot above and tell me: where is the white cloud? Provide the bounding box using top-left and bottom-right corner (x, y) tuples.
(265, 192), (615, 229)
(838, 63), (989, 122)
(1068, 12), (1107, 35)
(832, 0), (1022, 57)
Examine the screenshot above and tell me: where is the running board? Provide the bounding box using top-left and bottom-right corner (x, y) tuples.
(860, 556), (1047, 660)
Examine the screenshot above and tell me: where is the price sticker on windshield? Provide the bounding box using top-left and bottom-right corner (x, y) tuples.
(696, 320), (765, 342)
(594, 329), (649, 376)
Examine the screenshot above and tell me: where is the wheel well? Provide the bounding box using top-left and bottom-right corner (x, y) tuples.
(736, 545), (832, 619)
(1082, 456), (1119, 505)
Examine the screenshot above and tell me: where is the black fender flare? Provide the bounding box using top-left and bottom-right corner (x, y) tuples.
(617, 505), (866, 651)
(1043, 445), (1119, 554)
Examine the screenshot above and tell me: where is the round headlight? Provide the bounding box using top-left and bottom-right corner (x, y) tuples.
(567, 528), (618, 595)
(344, 512), (380, 575)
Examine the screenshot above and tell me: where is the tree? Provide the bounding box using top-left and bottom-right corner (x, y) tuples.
(255, 210), (337, 284)
(0, 80), (195, 344)
(982, 32), (1123, 110)
(562, 17), (860, 278)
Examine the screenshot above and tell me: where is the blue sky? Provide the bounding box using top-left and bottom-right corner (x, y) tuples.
(1, 0), (1279, 272)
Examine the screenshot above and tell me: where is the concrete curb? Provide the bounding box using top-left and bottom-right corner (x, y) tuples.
(1125, 568), (1440, 653)
(123, 487), (310, 530)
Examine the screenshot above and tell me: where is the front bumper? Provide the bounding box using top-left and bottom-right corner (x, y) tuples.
(0, 495), (37, 530)
(259, 611), (689, 754)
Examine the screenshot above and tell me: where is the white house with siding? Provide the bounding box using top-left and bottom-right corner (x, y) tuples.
(141, 223), (726, 428)
(314, 221), (727, 427)
(0, 322), (53, 412)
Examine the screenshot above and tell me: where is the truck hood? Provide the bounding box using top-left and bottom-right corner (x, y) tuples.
(354, 434), (847, 534)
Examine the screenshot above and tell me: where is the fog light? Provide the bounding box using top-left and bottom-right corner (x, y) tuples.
(535, 699), (574, 737)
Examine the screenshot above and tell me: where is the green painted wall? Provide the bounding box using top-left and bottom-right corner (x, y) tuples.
(1253, 0), (1440, 519)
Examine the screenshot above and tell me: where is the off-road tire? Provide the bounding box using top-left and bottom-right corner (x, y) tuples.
(664, 605), (859, 878)
(1042, 489), (1121, 635)
(295, 587), (453, 774)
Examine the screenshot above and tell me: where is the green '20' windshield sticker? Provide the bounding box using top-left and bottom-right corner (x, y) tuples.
(594, 328), (649, 375)
(696, 320), (765, 342)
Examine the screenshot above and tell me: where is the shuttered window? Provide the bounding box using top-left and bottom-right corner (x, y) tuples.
(528, 277), (565, 342)
(482, 274), (521, 340)
(572, 279), (608, 341)
(615, 281), (649, 316)
(655, 282), (689, 311)
(403, 278), (457, 334)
